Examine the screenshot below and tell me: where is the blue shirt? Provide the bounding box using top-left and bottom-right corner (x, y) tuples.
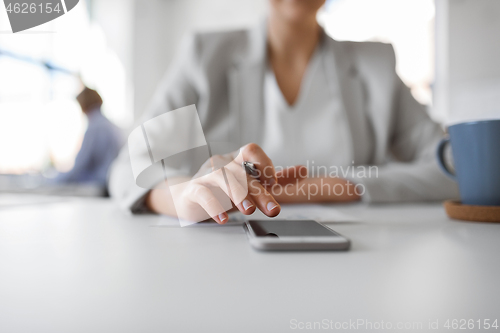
(54, 108), (123, 186)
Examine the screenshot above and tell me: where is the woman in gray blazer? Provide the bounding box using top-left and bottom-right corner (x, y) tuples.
(110, 0), (458, 223)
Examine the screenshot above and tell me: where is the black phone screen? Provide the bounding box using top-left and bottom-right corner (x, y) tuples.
(247, 220), (341, 238)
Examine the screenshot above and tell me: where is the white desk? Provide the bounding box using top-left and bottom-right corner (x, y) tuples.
(1, 197), (499, 332)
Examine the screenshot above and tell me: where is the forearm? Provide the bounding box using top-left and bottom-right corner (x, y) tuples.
(271, 177), (361, 204)
(145, 177), (190, 216)
(349, 161), (459, 203)
(145, 188), (177, 216)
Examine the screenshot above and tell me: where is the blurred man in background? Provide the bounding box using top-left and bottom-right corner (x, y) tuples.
(54, 87), (123, 189)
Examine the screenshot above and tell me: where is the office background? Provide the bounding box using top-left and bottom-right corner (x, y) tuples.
(0, 0), (499, 183)
(1, 2), (500, 331)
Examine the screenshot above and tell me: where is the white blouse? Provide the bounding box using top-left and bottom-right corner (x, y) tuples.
(260, 39), (368, 176)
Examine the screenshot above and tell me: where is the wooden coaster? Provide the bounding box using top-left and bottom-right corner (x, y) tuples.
(444, 200), (500, 223)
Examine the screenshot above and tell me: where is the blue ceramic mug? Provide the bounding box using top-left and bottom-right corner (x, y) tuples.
(437, 119), (500, 206)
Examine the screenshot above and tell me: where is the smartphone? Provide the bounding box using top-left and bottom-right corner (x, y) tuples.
(243, 220), (350, 251)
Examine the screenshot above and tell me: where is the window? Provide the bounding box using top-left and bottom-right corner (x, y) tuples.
(318, 0), (435, 108)
(0, 0), (128, 174)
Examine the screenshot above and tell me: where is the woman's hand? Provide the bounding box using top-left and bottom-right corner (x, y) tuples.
(146, 143), (303, 224)
(146, 142), (360, 222)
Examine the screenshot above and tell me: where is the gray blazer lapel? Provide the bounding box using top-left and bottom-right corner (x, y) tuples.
(325, 39), (367, 165)
(228, 64), (265, 148)
(227, 21), (267, 148)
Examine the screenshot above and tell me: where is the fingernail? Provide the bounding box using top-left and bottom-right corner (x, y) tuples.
(267, 202), (278, 212)
(218, 213), (228, 223)
(242, 199), (254, 211)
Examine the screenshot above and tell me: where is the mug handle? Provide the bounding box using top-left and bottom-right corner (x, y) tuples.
(436, 137), (456, 180)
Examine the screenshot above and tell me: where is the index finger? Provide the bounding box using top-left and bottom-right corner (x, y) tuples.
(233, 143), (277, 187)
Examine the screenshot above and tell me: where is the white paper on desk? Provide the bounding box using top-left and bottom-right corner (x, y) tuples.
(239, 204), (358, 223)
(151, 204), (358, 227)
(152, 215), (243, 227)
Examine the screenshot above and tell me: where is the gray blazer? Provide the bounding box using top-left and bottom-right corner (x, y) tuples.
(109, 23), (459, 212)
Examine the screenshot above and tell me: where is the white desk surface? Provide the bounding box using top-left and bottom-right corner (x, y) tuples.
(1, 196), (499, 332)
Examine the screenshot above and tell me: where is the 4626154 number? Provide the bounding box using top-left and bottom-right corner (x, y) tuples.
(5, 2), (62, 14)
(444, 319), (498, 330)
